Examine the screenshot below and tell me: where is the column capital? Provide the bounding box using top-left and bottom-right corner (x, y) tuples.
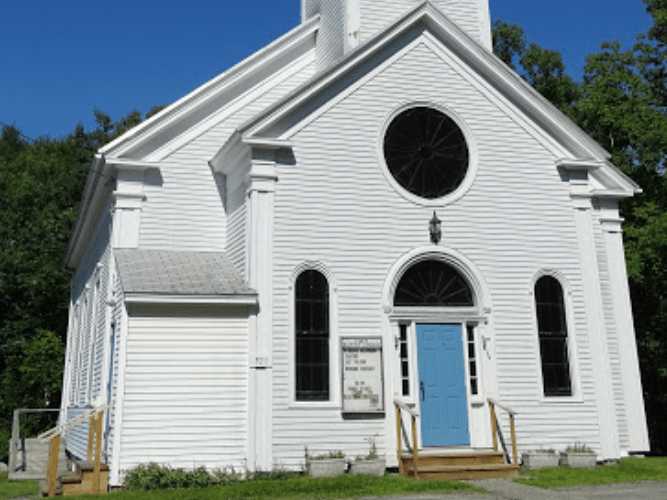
(599, 217), (625, 234)
(111, 167), (147, 249)
(570, 193), (594, 211)
(247, 159), (278, 194)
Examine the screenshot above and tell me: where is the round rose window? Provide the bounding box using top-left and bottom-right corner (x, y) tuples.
(384, 107), (469, 199)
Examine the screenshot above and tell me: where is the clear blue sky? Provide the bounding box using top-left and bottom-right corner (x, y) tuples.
(0, 1), (652, 139)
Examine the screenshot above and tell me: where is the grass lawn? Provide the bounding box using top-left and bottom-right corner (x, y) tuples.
(0, 473), (476, 500)
(517, 457), (667, 489)
(0, 473), (39, 500)
(87, 475), (473, 500)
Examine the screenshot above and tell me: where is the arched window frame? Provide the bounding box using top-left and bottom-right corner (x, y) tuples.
(289, 262), (339, 407)
(531, 270), (581, 402)
(393, 259), (475, 308)
(384, 249), (490, 410)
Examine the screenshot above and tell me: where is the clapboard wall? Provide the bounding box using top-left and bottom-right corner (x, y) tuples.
(118, 305), (250, 471)
(269, 36), (610, 466)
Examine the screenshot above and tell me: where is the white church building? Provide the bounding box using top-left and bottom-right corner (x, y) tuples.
(60, 0), (650, 486)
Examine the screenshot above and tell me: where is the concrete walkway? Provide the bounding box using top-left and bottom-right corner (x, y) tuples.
(476, 479), (667, 499)
(559, 481), (667, 499)
(366, 480), (667, 499)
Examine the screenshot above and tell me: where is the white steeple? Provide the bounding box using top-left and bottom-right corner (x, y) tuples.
(302, 0), (493, 70)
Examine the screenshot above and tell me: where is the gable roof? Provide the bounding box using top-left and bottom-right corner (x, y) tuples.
(115, 249), (255, 299)
(100, 15), (319, 160)
(66, 17), (320, 269)
(227, 1), (638, 194)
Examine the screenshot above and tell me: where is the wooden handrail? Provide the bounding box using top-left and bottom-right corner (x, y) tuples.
(39, 405), (109, 442)
(394, 398), (419, 417)
(488, 399), (519, 466)
(487, 398), (518, 416)
(394, 399), (420, 479)
(44, 406), (107, 497)
(46, 434), (61, 497)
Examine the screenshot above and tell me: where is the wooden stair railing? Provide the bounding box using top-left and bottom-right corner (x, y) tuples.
(488, 398), (518, 466)
(394, 398), (420, 479)
(39, 406), (108, 497)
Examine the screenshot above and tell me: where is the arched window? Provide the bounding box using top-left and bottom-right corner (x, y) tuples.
(535, 276), (572, 397)
(295, 270), (330, 401)
(394, 260), (474, 307)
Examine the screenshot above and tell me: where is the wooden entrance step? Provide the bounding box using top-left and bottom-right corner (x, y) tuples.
(401, 450), (519, 480)
(40, 459), (109, 497)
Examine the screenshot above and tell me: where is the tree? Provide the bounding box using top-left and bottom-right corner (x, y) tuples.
(0, 110), (154, 462)
(494, 2), (667, 453)
(493, 21), (579, 115)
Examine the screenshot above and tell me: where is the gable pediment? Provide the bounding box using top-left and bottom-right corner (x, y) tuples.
(220, 2), (637, 196)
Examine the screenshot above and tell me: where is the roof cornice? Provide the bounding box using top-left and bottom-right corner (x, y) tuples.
(124, 293), (258, 306)
(65, 156), (162, 269)
(65, 153), (107, 269)
(99, 15), (319, 160)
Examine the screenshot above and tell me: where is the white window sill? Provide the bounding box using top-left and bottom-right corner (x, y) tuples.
(288, 402), (342, 411)
(540, 395), (584, 404)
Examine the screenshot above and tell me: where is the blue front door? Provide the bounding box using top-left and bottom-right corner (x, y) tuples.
(416, 324), (470, 447)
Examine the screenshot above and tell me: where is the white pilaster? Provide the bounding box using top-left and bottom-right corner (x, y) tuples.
(599, 215), (650, 452)
(568, 169), (621, 459)
(111, 166), (146, 249)
(107, 161), (149, 485)
(245, 156), (278, 472)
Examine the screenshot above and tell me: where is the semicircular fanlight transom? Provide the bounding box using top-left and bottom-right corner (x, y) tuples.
(394, 260), (474, 307)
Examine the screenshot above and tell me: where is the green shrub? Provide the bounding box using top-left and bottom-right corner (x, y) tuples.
(123, 464), (299, 491)
(250, 469), (300, 481)
(124, 463), (217, 491)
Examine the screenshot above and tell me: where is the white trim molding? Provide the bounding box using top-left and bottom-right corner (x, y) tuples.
(287, 261), (341, 409)
(382, 245), (492, 315)
(529, 269), (583, 404)
(110, 163), (155, 249)
(568, 180), (621, 459)
(598, 213), (650, 452)
(123, 294), (258, 306)
(245, 154), (278, 472)
(377, 101), (479, 208)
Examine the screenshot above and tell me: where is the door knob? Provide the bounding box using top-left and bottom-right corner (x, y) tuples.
(420, 381), (425, 401)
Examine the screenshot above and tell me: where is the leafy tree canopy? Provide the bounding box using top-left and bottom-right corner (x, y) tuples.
(494, 1), (666, 451)
(0, 110), (153, 462)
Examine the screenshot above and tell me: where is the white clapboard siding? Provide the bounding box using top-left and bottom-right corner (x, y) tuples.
(358, 0), (485, 46)
(65, 407), (90, 461)
(65, 203), (113, 457)
(105, 274), (124, 462)
(594, 218), (630, 448)
(119, 306), (249, 471)
(270, 39), (604, 466)
(227, 186), (248, 280)
(138, 51), (316, 252)
(91, 243), (111, 402)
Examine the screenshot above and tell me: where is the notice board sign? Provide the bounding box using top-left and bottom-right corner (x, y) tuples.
(341, 337), (384, 414)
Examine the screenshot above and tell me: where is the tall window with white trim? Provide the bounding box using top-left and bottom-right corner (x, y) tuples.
(295, 270), (330, 401)
(399, 324), (410, 397)
(466, 324), (479, 396)
(535, 276), (572, 397)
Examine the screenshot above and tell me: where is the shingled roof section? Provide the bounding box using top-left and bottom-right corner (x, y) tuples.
(114, 249), (255, 297)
